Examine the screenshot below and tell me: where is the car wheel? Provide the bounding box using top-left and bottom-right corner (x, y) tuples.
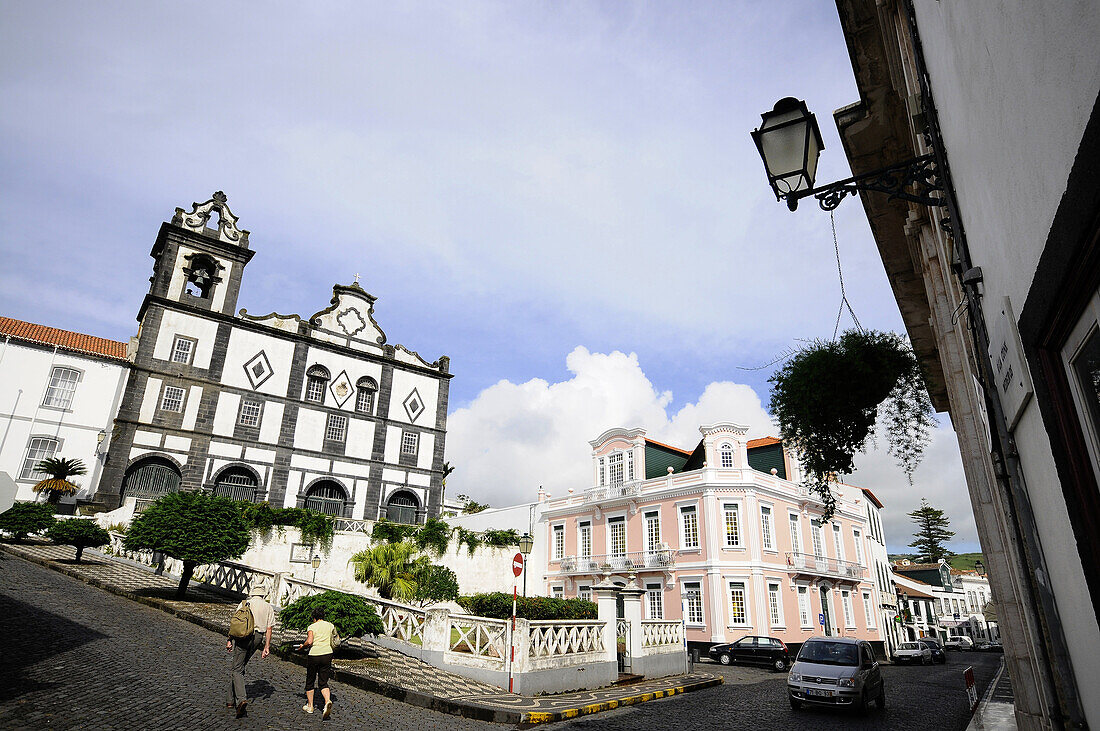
(719, 652), (732, 666)
(773, 658), (787, 672)
(789, 698), (801, 711)
(922, 655), (929, 665)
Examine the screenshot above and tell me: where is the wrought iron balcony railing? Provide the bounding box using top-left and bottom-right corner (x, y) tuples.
(555, 550), (677, 574)
(786, 552), (866, 581)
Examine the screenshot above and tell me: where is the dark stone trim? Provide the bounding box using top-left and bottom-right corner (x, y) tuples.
(232, 396), (264, 442)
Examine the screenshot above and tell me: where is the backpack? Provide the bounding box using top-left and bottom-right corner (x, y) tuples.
(229, 600), (255, 638)
(331, 626), (342, 649)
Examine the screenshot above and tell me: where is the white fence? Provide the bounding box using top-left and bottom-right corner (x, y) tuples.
(641, 620), (682, 649)
(529, 620), (605, 658)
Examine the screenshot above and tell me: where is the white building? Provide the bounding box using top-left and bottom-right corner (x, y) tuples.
(857, 485), (903, 656)
(0, 317), (130, 509)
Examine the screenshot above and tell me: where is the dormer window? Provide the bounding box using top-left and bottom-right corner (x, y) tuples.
(605, 449), (634, 487)
(305, 365), (330, 403)
(719, 442), (734, 468)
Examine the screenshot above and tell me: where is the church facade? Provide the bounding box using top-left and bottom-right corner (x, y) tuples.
(95, 192), (451, 523)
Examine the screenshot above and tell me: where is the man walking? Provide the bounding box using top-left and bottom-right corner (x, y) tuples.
(226, 585), (276, 718)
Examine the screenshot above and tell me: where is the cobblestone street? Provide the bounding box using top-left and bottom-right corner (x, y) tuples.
(0, 553), (509, 730)
(559, 653), (1003, 730)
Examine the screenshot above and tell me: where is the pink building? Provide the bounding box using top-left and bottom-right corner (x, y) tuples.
(538, 423), (886, 658)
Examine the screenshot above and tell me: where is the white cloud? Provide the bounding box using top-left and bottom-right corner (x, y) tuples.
(446, 346), (980, 553)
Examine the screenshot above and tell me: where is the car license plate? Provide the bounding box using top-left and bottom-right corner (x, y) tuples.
(807, 689), (833, 697)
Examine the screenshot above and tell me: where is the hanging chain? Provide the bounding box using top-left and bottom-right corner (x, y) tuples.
(831, 210), (863, 339)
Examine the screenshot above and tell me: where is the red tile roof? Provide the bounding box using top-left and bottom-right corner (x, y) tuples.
(860, 487), (884, 508)
(0, 317), (128, 361)
(644, 438), (692, 456)
(747, 436), (782, 448)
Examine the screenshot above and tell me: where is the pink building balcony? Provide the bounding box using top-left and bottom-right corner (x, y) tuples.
(557, 550), (678, 574)
(786, 551), (867, 583)
(582, 483), (642, 503)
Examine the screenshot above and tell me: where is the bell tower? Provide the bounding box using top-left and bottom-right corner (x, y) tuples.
(145, 191), (254, 317)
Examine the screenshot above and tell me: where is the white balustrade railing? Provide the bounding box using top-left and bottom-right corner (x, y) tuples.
(334, 518), (373, 533)
(528, 620), (605, 658)
(558, 550), (677, 573)
(786, 551), (866, 580)
(193, 561), (276, 599)
(377, 601), (426, 645)
(448, 614), (508, 662)
(641, 620), (682, 649)
(583, 482), (642, 503)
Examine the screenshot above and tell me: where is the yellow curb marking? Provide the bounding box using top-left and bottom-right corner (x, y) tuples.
(523, 680), (716, 724)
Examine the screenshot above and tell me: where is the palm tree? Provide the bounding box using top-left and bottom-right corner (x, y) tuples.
(348, 542), (426, 602)
(32, 457), (87, 505)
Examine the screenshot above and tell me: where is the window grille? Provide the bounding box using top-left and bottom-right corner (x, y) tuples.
(325, 413), (348, 442)
(680, 506), (699, 549)
(43, 367), (80, 409)
(214, 467), (258, 502)
(647, 583), (663, 619)
(20, 437), (60, 479)
(789, 513), (801, 552)
(386, 491), (418, 524)
(798, 587), (811, 626)
(160, 386), (185, 412)
(608, 452), (624, 486)
(239, 400), (261, 427)
(684, 583), (704, 625)
(552, 524), (565, 560)
(121, 459), (181, 499)
(579, 522), (591, 558)
(724, 504), (741, 547)
(719, 443), (734, 468)
(728, 582), (747, 624)
(760, 506), (774, 550)
(645, 511), (661, 553)
(768, 583), (782, 626)
(305, 481), (347, 516)
(401, 431), (419, 455)
(171, 337), (194, 364)
(609, 517), (626, 557)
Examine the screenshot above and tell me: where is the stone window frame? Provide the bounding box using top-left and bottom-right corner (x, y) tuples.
(304, 365), (330, 404)
(238, 398), (264, 427)
(355, 376), (377, 414)
(41, 366), (82, 411)
(19, 435), (62, 480)
(170, 335), (197, 365)
(159, 384), (187, 413)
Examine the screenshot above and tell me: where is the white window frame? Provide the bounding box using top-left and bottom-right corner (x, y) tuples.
(679, 504), (700, 550)
(832, 522), (845, 560)
(551, 585), (564, 599)
(160, 385), (186, 413)
(607, 515), (627, 557)
(578, 521), (592, 558)
(626, 449), (634, 481)
(841, 590), (855, 628)
(552, 523), (565, 561)
(723, 503), (742, 548)
(646, 582), (664, 619)
(355, 386), (375, 414)
(239, 399), (262, 427)
(718, 442), (734, 468)
(325, 413), (348, 442)
(608, 451), (624, 486)
(20, 436), (60, 479)
(852, 528), (864, 565)
(767, 581), (783, 628)
(811, 519), (824, 557)
(788, 512), (802, 554)
(42, 366), (81, 409)
(598, 457), (606, 486)
(797, 585), (812, 628)
(644, 511), (661, 553)
(170, 335), (196, 365)
(305, 375), (327, 403)
(760, 504), (775, 551)
(682, 580), (705, 627)
(401, 431), (419, 455)
(727, 580), (749, 626)
(862, 592), (876, 629)
(578, 585), (592, 602)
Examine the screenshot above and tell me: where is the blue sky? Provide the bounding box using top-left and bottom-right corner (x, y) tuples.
(0, 1), (978, 553)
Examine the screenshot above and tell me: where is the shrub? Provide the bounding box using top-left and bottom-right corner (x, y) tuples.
(47, 518), (109, 562)
(457, 593), (597, 621)
(279, 590), (384, 638)
(413, 518), (451, 556)
(105, 522), (129, 535)
(413, 564), (459, 606)
(126, 492), (251, 598)
(239, 503), (335, 549)
(0, 502), (56, 542)
(371, 519), (417, 545)
(481, 529), (519, 548)
(455, 527), (482, 556)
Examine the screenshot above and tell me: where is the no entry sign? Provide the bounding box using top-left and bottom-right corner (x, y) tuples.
(512, 553), (524, 577)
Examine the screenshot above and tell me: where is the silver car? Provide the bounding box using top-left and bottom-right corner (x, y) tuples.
(787, 637), (885, 712)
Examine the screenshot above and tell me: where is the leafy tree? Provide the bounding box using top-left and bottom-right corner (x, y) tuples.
(0, 502), (56, 542)
(279, 590), (384, 638)
(456, 493), (490, 514)
(31, 457), (86, 505)
(125, 492), (251, 598)
(413, 564), (459, 606)
(908, 498), (955, 563)
(348, 542), (426, 602)
(47, 518), (109, 562)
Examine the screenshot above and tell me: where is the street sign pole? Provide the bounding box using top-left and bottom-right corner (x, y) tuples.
(964, 666), (978, 710)
(509, 553), (523, 693)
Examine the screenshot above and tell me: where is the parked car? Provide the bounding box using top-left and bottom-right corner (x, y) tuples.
(919, 638), (947, 663)
(788, 637), (885, 712)
(943, 636), (974, 650)
(708, 635), (791, 671)
(976, 641), (1004, 653)
(892, 641), (933, 665)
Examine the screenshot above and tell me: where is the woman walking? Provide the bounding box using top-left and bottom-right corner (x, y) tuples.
(297, 607), (335, 719)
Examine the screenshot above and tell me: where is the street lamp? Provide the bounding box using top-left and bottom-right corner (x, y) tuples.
(752, 97), (946, 212)
(518, 533), (534, 598)
(974, 559), (985, 576)
(311, 554), (321, 584)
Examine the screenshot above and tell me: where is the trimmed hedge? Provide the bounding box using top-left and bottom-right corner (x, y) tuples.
(279, 590), (384, 638)
(457, 592), (597, 621)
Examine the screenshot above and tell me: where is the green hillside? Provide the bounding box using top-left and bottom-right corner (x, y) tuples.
(888, 552), (985, 572)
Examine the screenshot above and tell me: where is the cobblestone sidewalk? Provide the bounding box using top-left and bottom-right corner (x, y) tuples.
(1, 542), (721, 724)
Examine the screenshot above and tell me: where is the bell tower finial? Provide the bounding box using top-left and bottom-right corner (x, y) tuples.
(171, 191), (250, 247)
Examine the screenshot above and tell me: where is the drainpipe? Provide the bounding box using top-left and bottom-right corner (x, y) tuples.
(901, 1), (1084, 725)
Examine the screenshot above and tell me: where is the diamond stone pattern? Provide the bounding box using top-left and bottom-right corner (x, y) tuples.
(329, 370), (354, 407)
(243, 351), (273, 389)
(403, 389), (425, 423)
